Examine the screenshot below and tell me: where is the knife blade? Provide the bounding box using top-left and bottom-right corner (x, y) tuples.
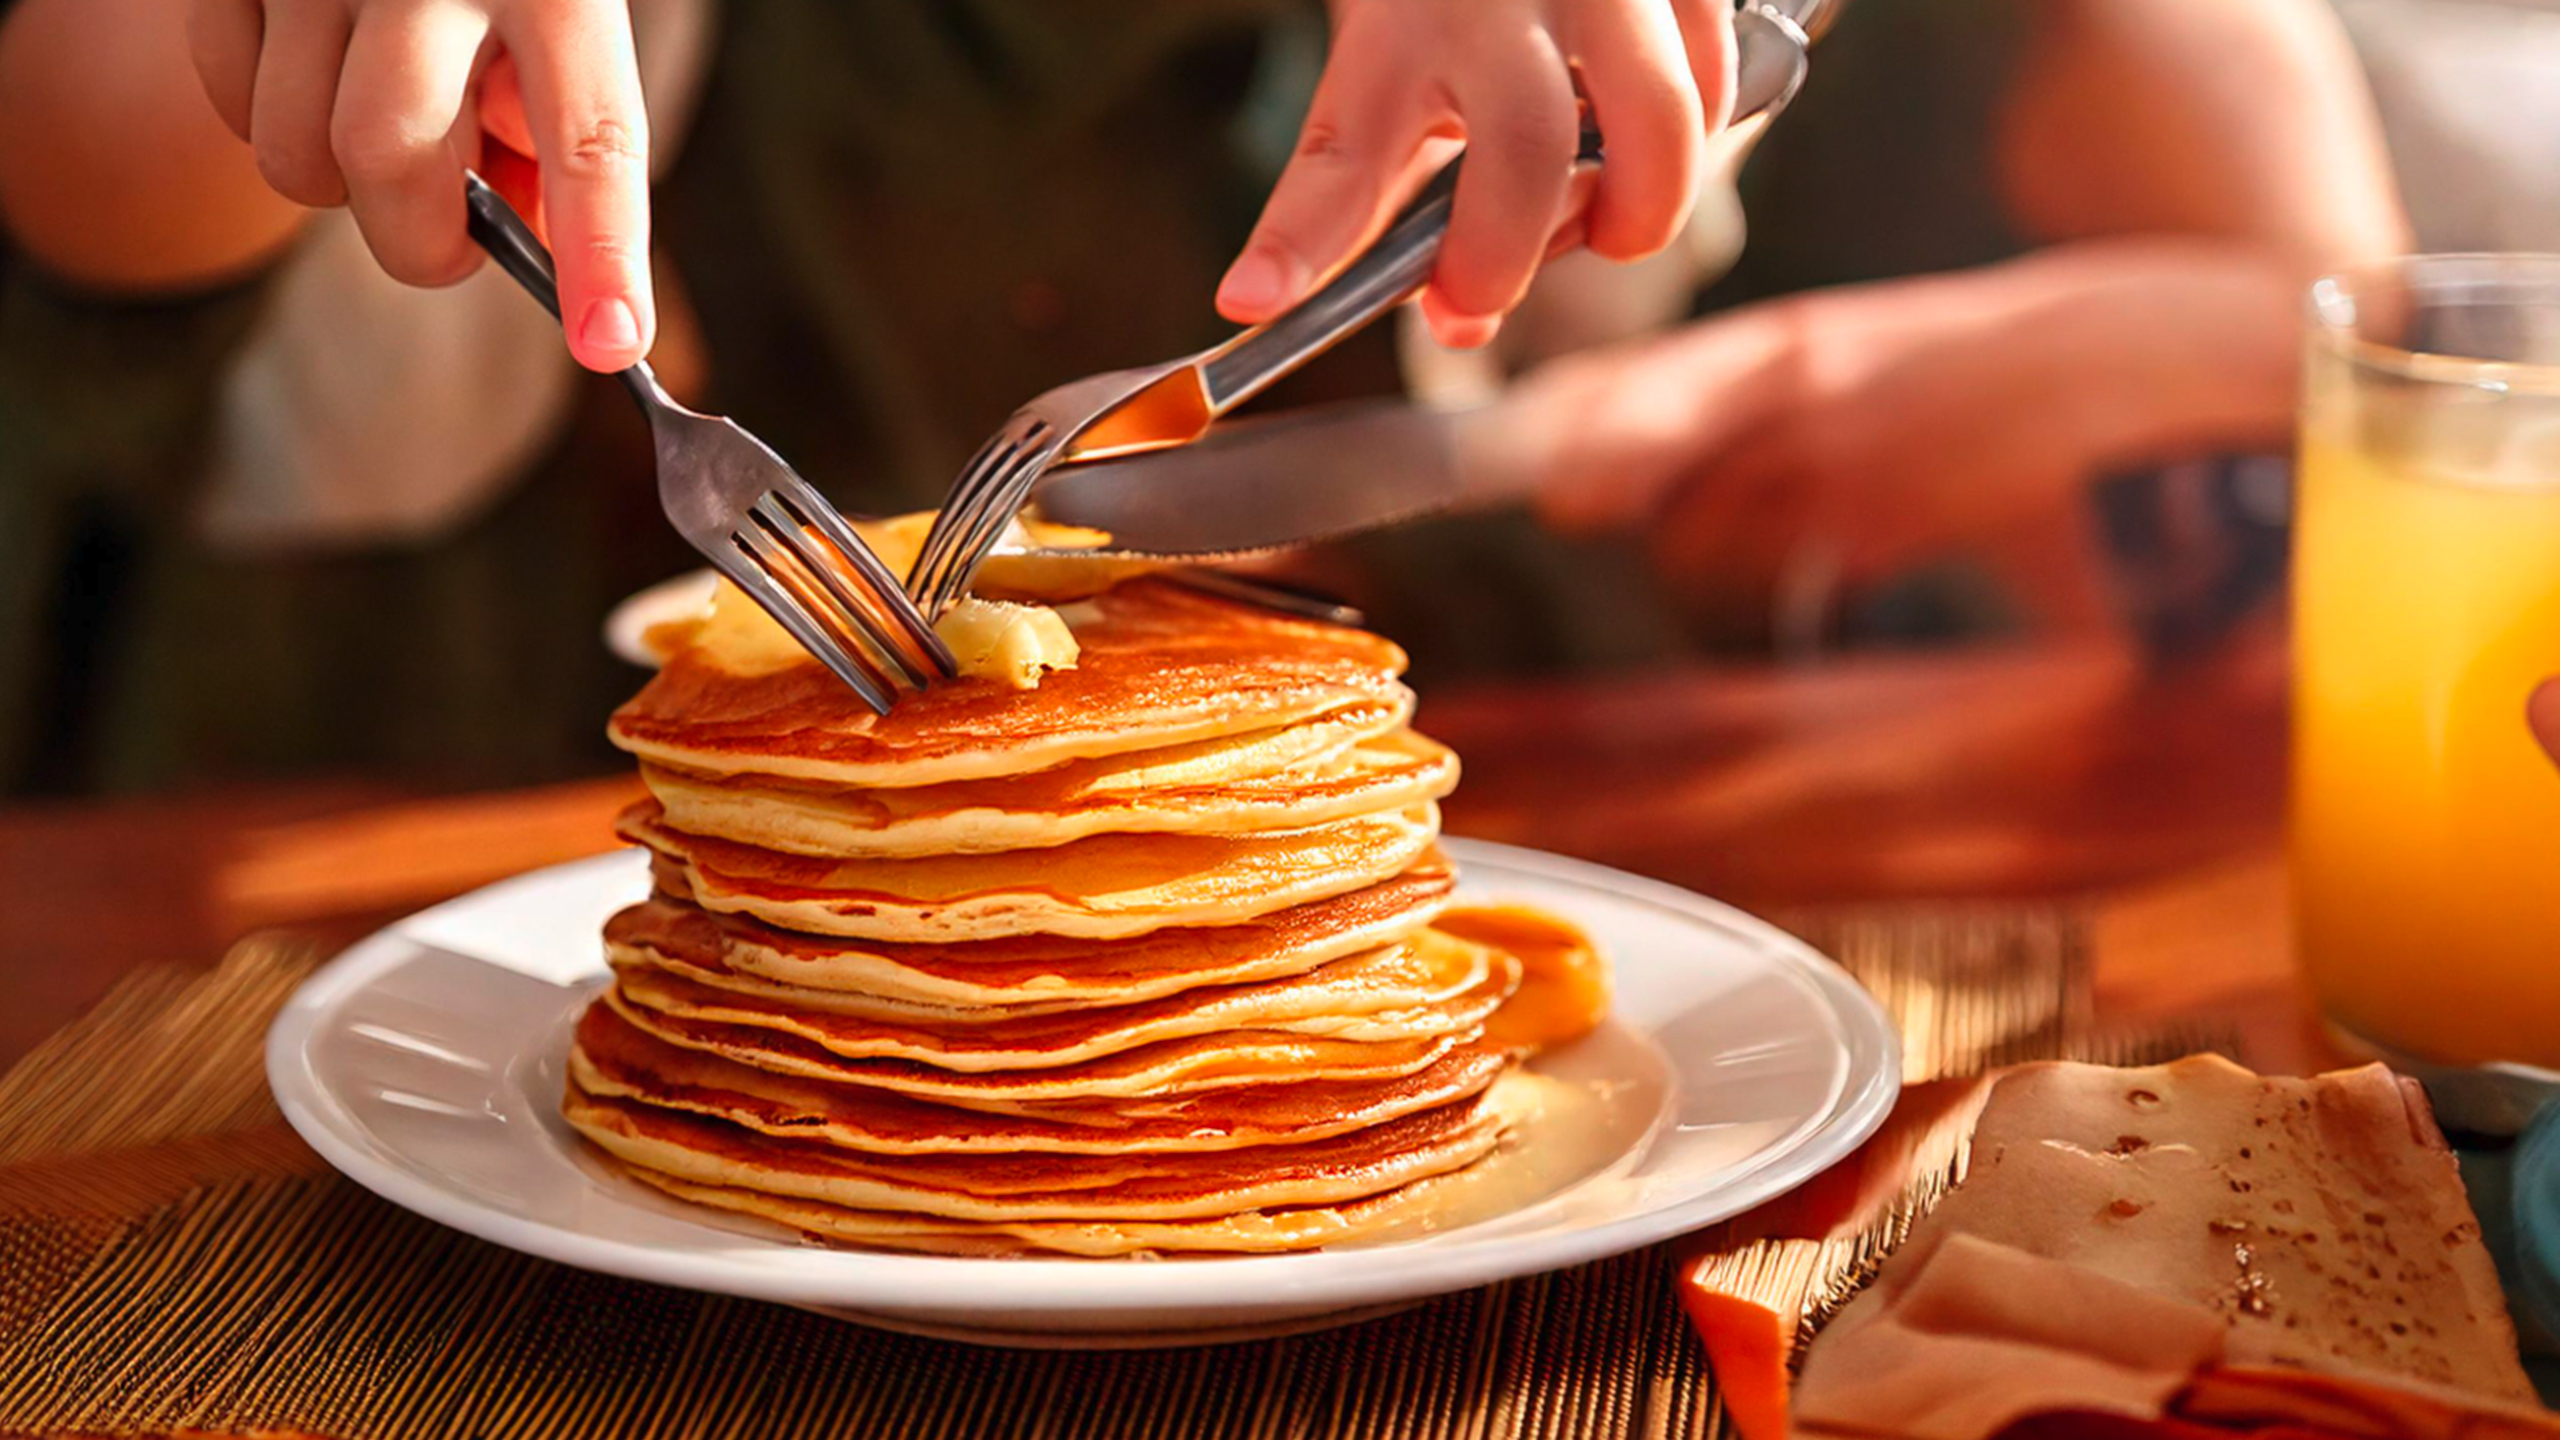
(1026, 398), (1543, 558)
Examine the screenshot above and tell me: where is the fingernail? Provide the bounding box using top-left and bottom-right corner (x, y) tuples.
(1441, 315), (1501, 350)
(1218, 250), (1296, 318)
(579, 297), (640, 356)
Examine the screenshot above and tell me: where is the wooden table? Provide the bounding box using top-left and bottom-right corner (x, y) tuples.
(0, 624), (2326, 1072)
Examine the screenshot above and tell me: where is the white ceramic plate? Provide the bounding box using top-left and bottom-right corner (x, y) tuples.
(268, 839), (1898, 1341)
(604, 567), (716, 667)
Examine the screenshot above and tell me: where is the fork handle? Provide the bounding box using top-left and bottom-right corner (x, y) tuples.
(1197, 3), (1814, 415)
(462, 172), (678, 414)
(1194, 152), (1484, 416)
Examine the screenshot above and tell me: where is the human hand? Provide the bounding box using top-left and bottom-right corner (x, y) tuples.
(188, 0), (652, 371)
(1518, 242), (2306, 599)
(1218, 0), (1735, 350)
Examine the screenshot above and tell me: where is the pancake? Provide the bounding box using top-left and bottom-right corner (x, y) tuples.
(601, 984), (1481, 1105)
(578, 550), (1605, 1258)
(607, 929), (1506, 1069)
(638, 726), (1456, 859)
(605, 944), (1518, 1091)
(564, 1080), (1507, 1222)
(568, 1000), (1511, 1154)
(616, 1158), (1493, 1257)
(622, 799), (1442, 941)
(642, 691), (1410, 844)
(610, 580), (1413, 789)
(610, 859), (1452, 1011)
(617, 919), (1498, 1028)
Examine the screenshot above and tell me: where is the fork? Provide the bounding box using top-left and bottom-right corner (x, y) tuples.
(897, 129), (1572, 619)
(461, 174), (954, 713)
(906, 0), (1830, 619)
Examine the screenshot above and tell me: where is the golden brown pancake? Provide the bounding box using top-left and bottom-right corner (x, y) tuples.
(621, 799), (1441, 941)
(637, 726), (1457, 859)
(610, 858), (1453, 1009)
(610, 580), (1413, 788)
(614, 1160), (1495, 1257)
(569, 1000), (1511, 1154)
(607, 929), (1506, 1069)
(642, 692), (1409, 835)
(564, 1081), (1505, 1221)
(577, 557), (1600, 1258)
(601, 983), (1481, 1105)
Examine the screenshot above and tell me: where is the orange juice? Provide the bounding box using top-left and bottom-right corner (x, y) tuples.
(2292, 275), (2560, 1069)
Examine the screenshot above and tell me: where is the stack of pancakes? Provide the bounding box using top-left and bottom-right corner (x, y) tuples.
(567, 577), (1571, 1257)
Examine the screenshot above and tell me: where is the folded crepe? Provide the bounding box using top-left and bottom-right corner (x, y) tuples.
(1787, 1055), (2553, 1440)
(1679, 1074), (2001, 1440)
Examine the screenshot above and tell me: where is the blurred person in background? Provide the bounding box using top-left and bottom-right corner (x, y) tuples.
(0, 0), (2406, 799)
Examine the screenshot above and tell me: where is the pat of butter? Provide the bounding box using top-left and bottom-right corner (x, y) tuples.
(690, 580), (1079, 689)
(677, 511), (1100, 684)
(691, 579), (813, 675)
(933, 597), (1079, 689)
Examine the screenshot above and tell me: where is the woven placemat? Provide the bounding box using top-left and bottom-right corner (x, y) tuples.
(0, 905), (2231, 1440)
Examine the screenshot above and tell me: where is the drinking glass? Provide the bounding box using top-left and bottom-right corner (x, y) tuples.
(2293, 254), (2560, 1071)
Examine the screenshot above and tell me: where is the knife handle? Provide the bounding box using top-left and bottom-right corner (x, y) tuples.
(1196, 3), (1814, 416)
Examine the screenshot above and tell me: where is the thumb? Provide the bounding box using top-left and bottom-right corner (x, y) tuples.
(2530, 678), (2560, 767)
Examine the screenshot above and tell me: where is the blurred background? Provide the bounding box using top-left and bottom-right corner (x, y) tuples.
(0, 0), (2547, 803)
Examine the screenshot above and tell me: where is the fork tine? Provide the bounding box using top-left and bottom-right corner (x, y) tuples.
(910, 431), (1011, 571)
(798, 494), (959, 680)
(759, 488), (957, 683)
(914, 494), (999, 615)
(931, 420), (1046, 582)
(924, 429), (1053, 612)
(926, 443), (1051, 613)
(716, 544), (896, 714)
(909, 430), (1026, 608)
(739, 505), (935, 694)
(748, 498), (931, 691)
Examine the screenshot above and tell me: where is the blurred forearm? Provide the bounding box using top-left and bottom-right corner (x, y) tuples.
(1588, 236), (2313, 603)
(0, 0), (305, 292)
(1528, 234), (2314, 586)
(1778, 236), (2310, 485)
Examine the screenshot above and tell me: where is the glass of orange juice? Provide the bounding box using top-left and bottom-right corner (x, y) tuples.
(2294, 255), (2560, 1073)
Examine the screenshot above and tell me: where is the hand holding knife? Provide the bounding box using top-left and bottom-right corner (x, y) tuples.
(945, 0), (1839, 569)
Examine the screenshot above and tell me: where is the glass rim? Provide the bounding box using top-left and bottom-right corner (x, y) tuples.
(2310, 252), (2560, 394)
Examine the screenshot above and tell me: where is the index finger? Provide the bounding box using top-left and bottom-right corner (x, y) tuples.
(499, 0), (652, 372)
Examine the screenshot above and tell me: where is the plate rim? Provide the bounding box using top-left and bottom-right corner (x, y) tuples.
(267, 837), (1900, 1317)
